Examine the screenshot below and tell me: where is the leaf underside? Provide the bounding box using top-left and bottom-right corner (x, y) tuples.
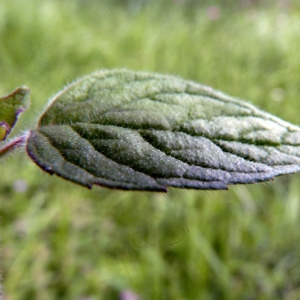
(0, 86), (30, 141)
(26, 69), (300, 191)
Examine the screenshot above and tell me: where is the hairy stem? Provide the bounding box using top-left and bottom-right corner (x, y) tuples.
(0, 134), (28, 158)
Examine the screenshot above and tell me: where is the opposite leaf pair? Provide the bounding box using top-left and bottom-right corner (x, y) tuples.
(1, 69), (300, 191)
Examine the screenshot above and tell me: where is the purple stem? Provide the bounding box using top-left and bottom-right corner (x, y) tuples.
(0, 134), (28, 158)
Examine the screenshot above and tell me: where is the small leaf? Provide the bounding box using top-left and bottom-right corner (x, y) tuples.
(26, 69), (300, 191)
(0, 86), (30, 141)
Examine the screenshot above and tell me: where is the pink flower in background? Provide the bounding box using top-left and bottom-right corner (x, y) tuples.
(206, 6), (221, 20)
(120, 290), (141, 300)
(13, 179), (28, 193)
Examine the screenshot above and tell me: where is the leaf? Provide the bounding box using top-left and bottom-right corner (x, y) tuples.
(0, 86), (30, 141)
(26, 69), (300, 191)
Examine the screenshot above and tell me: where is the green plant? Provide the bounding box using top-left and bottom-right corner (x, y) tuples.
(3, 1), (300, 299)
(1, 69), (300, 191)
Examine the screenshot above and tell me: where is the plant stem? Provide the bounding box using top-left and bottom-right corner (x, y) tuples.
(0, 134), (28, 158)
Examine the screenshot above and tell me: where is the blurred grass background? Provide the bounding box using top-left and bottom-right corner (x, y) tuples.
(1, 0), (300, 299)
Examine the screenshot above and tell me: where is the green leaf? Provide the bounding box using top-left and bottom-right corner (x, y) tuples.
(26, 69), (300, 191)
(0, 86), (30, 141)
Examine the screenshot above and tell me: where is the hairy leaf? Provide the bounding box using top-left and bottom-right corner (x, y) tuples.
(26, 69), (300, 191)
(0, 86), (30, 141)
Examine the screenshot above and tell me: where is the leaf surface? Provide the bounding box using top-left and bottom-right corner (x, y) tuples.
(26, 69), (300, 191)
